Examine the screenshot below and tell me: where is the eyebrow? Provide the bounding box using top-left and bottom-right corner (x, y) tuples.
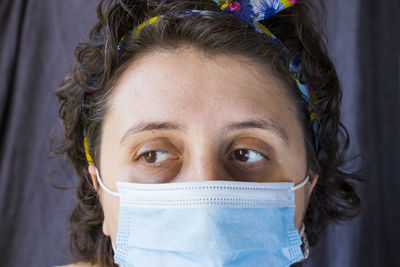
(120, 119), (289, 146)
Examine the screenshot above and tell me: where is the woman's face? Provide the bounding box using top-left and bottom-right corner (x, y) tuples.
(89, 46), (318, 246)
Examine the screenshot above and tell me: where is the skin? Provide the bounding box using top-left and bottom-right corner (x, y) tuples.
(81, 46), (318, 266)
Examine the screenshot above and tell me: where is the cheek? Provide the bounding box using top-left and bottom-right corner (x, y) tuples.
(101, 193), (120, 244)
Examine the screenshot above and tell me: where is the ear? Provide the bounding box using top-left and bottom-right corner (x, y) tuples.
(102, 219), (111, 237)
(88, 163), (110, 237)
(88, 163), (99, 191)
(308, 172), (319, 196)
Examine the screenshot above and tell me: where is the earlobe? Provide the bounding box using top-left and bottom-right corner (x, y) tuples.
(103, 219), (111, 237)
(88, 163), (99, 191)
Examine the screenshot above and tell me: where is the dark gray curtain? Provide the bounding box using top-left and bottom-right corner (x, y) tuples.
(0, 0), (399, 266)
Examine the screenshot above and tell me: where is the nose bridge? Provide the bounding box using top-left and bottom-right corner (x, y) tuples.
(177, 139), (234, 182)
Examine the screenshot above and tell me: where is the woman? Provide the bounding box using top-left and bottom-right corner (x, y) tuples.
(54, 0), (362, 266)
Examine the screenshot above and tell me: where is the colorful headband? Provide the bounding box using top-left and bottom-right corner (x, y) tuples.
(84, 0), (320, 164)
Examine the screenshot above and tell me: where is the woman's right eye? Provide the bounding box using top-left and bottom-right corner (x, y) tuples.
(136, 150), (172, 164)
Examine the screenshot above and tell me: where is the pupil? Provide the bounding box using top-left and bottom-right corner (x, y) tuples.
(234, 149), (249, 162)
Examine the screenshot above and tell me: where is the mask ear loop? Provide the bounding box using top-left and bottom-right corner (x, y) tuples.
(111, 239), (118, 255)
(293, 174), (311, 262)
(291, 174), (310, 191)
(95, 168), (121, 197)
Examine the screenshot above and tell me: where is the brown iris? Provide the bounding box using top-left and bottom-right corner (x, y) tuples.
(233, 149), (252, 162)
(142, 151), (158, 163)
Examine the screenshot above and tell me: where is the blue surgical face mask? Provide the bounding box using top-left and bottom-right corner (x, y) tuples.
(96, 168), (310, 267)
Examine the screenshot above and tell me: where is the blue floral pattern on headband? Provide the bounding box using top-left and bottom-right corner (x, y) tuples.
(216, 0), (296, 23)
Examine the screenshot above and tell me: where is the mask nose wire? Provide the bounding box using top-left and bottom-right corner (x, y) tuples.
(291, 174), (310, 191)
(95, 168), (121, 197)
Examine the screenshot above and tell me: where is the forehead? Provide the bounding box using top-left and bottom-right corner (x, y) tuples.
(105, 47), (300, 142)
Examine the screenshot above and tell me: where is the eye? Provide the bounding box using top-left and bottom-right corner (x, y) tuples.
(136, 150), (172, 164)
(229, 148), (266, 163)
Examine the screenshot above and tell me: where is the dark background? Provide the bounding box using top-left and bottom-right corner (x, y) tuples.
(0, 0), (399, 266)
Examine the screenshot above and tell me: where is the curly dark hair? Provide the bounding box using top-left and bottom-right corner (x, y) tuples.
(53, 0), (364, 266)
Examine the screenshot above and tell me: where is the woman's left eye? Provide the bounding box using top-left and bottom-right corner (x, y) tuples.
(229, 148), (266, 163)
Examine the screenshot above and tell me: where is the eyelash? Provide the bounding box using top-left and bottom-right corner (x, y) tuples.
(135, 148), (268, 165)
